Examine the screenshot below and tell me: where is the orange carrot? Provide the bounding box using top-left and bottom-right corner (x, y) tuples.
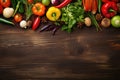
(92, 0), (98, 14)
(82, 0), (85, 10)
(83, 0), (93, 11)
(83, 0), (88, 11)
(85, 0), (90, 11)
(89, 0), (93, 11)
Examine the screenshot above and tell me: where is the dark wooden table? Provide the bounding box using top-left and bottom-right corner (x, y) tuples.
(0, 23), (120, 80)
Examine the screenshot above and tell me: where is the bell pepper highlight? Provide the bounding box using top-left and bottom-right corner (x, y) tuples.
(55, 0), (72, 8)
(101, 1), (118, 18)
(46, 7), (61, 21)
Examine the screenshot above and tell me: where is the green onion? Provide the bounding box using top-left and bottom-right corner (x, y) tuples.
(88, 12), (102, 31)
(98, 0), (102, 13)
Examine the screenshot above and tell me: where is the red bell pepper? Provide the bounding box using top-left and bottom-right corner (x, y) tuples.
(101, 1), (118, 18)
(0, 0), (11, 7)
(55, 0), (72, 8)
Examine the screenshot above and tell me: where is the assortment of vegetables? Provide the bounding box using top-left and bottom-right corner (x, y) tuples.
(0, 0), (120, 35)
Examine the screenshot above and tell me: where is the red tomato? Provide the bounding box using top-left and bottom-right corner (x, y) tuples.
(0, 4), (3, 14)
(0, 0), (10, 7)
(27, 0), (33, 4)
(14, 14), (23, 22)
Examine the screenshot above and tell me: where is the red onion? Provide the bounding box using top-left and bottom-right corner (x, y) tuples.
(51, 0), (60, 6)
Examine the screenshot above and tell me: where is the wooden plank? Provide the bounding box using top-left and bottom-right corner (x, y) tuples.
(0, 23), (120, 80)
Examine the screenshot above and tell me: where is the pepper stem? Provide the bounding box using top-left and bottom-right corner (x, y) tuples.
(52, 13), (57, 21)
(109, 9), (115, 12)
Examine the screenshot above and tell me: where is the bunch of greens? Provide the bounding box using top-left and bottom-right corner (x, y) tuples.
(22, 0), (33, 20)
(61, 0), (84, 32)
(11, 0), (33, 20)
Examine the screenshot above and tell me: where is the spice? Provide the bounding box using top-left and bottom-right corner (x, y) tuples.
(96, 13), (103, 21)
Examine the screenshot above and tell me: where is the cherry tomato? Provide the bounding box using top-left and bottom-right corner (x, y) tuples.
(27, 0), (33, 4)
(0, 0), (10, 7)
(14, 14), (23, 22)
(0, 4), (3, 14)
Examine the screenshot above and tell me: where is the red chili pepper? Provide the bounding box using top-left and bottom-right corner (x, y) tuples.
(32, 16), (41, 30)
(102, 0), (119, 3)
(0, 4), (3, 14)
(55, 0), (72, 8)
(101, 1), (118, 18)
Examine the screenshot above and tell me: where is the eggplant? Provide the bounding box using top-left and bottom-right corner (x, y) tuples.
(39, 24), (51, 32)
(51, 0), (60, 6)
(52, 26), (61, 35)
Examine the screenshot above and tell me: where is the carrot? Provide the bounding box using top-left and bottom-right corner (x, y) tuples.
(89, 0), (93, 11)
(82, 0), (85, 9)
(83, 0), (87, 11)
(83, 0), (93, 11)
(92, 0), (98, 14)
(85, 0), (89, 11)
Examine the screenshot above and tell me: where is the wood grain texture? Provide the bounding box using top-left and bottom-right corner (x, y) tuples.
(0, 23), (120, 80)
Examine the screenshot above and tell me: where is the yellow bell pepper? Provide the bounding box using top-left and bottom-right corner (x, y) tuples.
(46, 7), (61, 21)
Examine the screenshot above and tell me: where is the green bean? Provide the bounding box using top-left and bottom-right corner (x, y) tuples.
(88, 12), (102, 31)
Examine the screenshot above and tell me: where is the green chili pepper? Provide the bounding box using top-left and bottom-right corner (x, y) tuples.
(0, 18), (14, 25)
